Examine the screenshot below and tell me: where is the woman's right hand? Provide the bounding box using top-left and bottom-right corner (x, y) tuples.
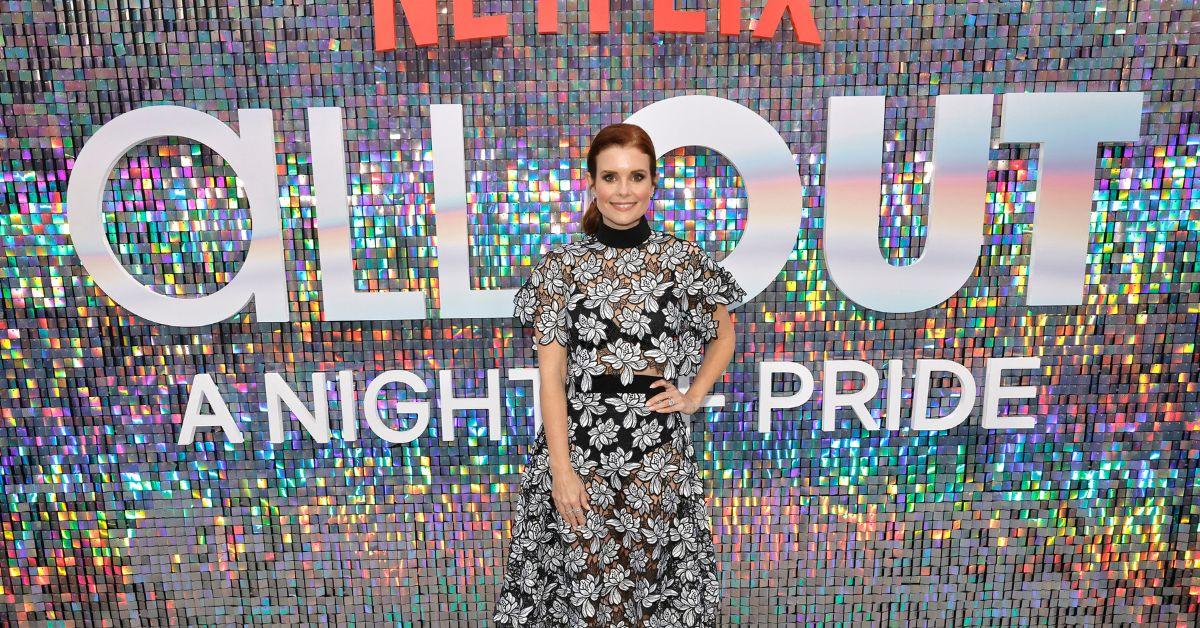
(551, 465), (591, 529)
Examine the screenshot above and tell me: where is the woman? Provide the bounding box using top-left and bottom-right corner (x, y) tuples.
(495, 123), (745, 627)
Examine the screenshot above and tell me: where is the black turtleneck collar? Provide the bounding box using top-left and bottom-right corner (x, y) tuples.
(595, 214), (652, 248)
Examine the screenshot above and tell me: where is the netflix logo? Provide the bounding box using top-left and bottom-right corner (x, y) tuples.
(372, 0), (822, 50)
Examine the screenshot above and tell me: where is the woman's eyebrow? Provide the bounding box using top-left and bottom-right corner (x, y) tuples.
(600, 169), (649, 174)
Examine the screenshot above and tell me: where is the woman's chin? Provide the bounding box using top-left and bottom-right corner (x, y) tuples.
(603, 207), (645, 224)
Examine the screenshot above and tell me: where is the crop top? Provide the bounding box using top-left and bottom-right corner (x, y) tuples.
(512, 215), (746, 393)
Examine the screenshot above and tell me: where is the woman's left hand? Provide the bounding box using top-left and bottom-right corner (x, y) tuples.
(646, 380), (700, 415)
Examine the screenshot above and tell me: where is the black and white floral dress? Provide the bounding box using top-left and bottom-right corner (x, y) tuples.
(495, 215), (746, 627)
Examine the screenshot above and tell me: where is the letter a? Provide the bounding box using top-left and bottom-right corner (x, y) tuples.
(752, 0), (821, 45)
(178, 374), (244, 445)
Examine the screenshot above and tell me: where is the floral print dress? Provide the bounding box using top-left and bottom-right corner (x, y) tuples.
(495, 215), (746, 627)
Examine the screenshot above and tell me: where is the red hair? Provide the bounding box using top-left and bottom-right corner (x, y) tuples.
(582, 123), (657, 236)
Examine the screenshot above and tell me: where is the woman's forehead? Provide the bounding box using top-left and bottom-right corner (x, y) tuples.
(596, 145), (652, 172)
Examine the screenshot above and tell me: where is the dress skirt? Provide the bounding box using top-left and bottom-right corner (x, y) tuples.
(494, 373), (720, 627)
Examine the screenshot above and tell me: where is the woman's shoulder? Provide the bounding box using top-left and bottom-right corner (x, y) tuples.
(532, 235), (594, 267)
(654, 230), (708, 258)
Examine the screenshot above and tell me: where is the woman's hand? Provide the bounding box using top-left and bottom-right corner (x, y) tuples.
(551, 465), (591, 529)
(646, 379), (700, 415)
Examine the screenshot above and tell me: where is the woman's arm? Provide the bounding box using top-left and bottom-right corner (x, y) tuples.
(536, 339), (591, 529)
(536, 340), (572, 474)
(682, 303), (735, 405)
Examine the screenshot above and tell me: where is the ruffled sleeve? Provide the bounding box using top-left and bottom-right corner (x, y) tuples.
(683, 247), (746, 345)
(512, 250), (572, 348)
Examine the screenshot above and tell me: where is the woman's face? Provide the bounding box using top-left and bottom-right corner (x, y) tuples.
(587, 144), (655, 229)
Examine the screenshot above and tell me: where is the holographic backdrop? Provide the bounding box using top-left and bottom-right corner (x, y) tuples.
(2, 0), (1198, 625)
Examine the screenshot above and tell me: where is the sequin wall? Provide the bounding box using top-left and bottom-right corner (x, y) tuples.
(1, 0), (1197, 624)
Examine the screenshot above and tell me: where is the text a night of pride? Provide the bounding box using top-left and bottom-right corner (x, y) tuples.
(177, 357), (1041, 444)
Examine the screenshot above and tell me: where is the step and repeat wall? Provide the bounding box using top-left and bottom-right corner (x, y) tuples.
(2, 1), (1197, 624)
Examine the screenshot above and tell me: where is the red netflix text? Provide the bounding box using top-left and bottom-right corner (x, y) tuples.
(372, 0), (822, 51)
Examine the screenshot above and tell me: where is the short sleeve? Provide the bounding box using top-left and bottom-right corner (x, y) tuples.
(512, 251), (572, 348)
(685, 248), (746, 345)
